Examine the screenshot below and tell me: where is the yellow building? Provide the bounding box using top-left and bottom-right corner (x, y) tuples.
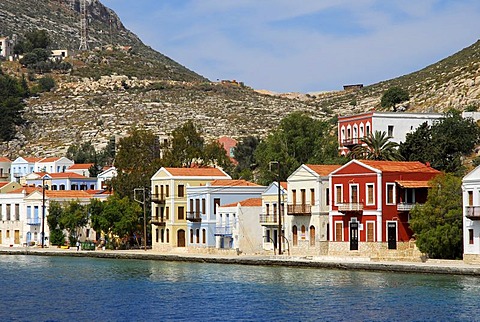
(150, 167), (230, 251)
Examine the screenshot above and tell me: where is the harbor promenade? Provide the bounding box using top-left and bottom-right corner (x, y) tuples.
(2, 246), (480, 276)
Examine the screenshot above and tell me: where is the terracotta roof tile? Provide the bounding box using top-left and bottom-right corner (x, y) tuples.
(0, 182), (8, 188)
(395, 180), (432, 188)
(165, 167), (228, 177)
(306, 164), (342, 176)
(0, 157), (11, 162)
(68, 163), (94, 170)
(209, 179), (260, 187)
(360, 160), (440, 173)
(45, 191), (92, 198)
(38, 157), (61, 163)
(23, 157), (43, 163)
(221, 198), (262, 208)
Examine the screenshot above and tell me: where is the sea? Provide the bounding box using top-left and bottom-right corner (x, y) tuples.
(1, 255), (480, 321)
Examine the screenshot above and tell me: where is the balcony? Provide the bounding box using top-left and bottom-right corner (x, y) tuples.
(186, 211), (202, 222)
(151, 194), (166, 204)
(214, 226), (232, 236)
(287, 204), (311, 216)
(27, 218), (41, 225)
(259, 214), (278, 225)
(342, 138), (361, 148)
(151, 217), (166, 226)
(466, 206), (480, 220)
(397, 202), (420, 212)
(338, 203), (363, 212)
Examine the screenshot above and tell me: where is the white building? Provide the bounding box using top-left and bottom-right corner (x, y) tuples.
(259, 181), (287, 254)
(10, 157), (42, 182)
(463, 165), (480, 263)
(216, 198), (263, 255)
(97, 166), (117, 190)
(186, 179), (265, 250)
(285, 164), (341, 256)
(35, 157), (74, 173)
(0, 157), (11, 181)
(338, 111), (443, 155)
(0, 36), (14, 59)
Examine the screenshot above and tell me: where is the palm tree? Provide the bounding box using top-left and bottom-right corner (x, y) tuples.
(349, 131), (403, 161)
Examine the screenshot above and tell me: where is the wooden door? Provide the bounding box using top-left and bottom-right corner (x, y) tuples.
(177, 229), (185, 247)
(387, 222), (397, 249)
(366, 222), (375, 242)
(335, 222), (342, 241)
(309, 226), (315, 246)
(292, 226), (298, 246)
(14, 230), (20, 244)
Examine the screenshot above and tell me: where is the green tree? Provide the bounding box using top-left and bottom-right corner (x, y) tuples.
(162, 121), (204, 167)
(0, 73), (27, 141)
(400, 110), (480, 174)
(67, 141), (98, 164)
(113, 128), (162, 200)
(232, 136), (259, 180)
(349, 131), (403, 161)
(90, 195), (142, 244)
(38, 75), (56, 92)
(47, 201), (65, 245)
(15, 29), (51, 54)
(381, 87), (409, 111)
(409, 174), (463, 259)
(59, 200), (88, 245)
(254, 112), (343, 184)
(203, 140), (234, 173)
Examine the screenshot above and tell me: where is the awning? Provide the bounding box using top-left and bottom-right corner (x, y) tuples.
(395, 180), (431, 188)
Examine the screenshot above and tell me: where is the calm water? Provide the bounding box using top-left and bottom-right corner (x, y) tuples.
(1, 256), (480, 321)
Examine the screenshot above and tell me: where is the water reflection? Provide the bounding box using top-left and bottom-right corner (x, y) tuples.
(2, 255), (480, 321)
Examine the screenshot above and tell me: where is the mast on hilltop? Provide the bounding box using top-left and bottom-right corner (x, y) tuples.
(79, 0), (89, 50)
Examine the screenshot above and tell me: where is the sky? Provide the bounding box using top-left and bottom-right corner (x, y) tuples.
(101, 0), (480, 93)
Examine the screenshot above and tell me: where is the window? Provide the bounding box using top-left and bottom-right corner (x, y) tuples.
(266, 204), (270, 215)
(178, 206), (184, 220)
(366, 124), (370, 136)
(386, 183), (395, 204)
(214, 198), (221, 215)
(335, 222), (343, 241)
(14, 204), (19, 221)
(350, 185), (359, 203)
(6, 204), (11, 221)
(161, 229), (164, 243)
(366, 184), (375, 205)
(310, 189), (315, 206)
(335, 185), (343, 205)
(468, 191), (474, 206)
(156, 229), (159, 243)
(301, 225), (306, 239)
(469, 229), (474, 245)
(273, 203), (277, 216)
(292, 189), (297, 205)
(165, 207), (169, 220)
(202, 199), (206, 214)
(195, 199), (200, 215)
(366, 222), (375, 242)
(190, 229), (194, 243)
(196, 229), (200, 243)
(189, 199), (194, 214)
(387, 125), (394, 137)
(292, 226), (298, 246)
(166, 185), (170, 197)
(309, 226), (315, 246)
(178, 185), (185, 198)
(326, 188), (330, 206)
(301, 189), (306, 205)
(166, 229), (169, 243)
(202, 229), (206, 244)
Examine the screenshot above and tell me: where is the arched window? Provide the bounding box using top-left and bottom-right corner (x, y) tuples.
(155, 229), (159, 243)
(360, 123), (364, 138)
(196, 229), (200, 244)
(190, 229), (194, 243)
(161, 229), (164, 243)
(166, 229), (170, 243)
(202, 229), (206, 244)
(292, 226), (298, 246)
(301, 225), (306, 239)
(310, 226), (315, 246)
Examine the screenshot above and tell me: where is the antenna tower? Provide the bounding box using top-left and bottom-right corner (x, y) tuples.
(79, 0), (89, 50)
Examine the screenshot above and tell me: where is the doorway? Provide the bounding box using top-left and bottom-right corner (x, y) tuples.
(177, 229), (186, 247)
(350, 222), (359, 250)
(387, 222), (397, 250)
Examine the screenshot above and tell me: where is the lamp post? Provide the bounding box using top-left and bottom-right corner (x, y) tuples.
(41, 174), (50, 248)
(270, 161), (282, 255)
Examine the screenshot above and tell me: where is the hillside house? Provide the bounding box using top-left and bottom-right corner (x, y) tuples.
(0, 157), (11, 181)
(338, 111), (443, 155)
(10, 157), (43, 183)
(25, 172), (98, 190)
(329, 160), (440, 259)
(0, 36), (14, 59)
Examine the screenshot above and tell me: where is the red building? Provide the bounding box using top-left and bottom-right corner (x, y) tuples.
(329, 160), (440, 253)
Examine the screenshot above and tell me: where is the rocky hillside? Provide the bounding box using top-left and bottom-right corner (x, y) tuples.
(1, 0), (480, 158)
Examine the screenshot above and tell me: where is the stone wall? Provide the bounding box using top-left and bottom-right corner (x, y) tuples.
(328, 241), (423, 261)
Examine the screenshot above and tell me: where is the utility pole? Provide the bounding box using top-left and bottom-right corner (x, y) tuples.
(270, 161), (282, 255)
(134, 187), (148, 251)
(79, 0), (89, 50)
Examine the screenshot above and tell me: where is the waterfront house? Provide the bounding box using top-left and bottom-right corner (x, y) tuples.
(216, 198), (263, 254)
(329, 160), (440, 259)
(0, 187), (105, 247)
(186, 179), (265, 252)
(463, 166), (480, 263)
(150, 167), (231, 251)
(0, 157), (12, 182)
(285, 164), (341, 256)
(260, 181), (287, 254)
(337, 111), (443, 155)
